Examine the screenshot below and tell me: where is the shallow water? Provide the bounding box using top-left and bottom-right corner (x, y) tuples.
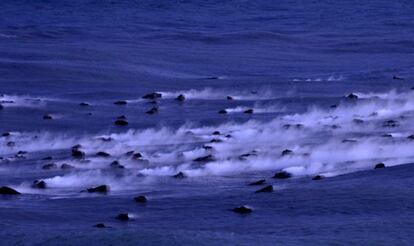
(1, 0), (414, 245)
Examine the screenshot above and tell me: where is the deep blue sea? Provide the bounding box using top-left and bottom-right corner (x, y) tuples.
(1, 0), (414, 245)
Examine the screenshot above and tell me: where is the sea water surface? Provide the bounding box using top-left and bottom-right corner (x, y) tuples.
(1, 0), (414, 245)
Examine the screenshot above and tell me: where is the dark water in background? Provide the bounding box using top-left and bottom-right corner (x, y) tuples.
(1, 1), (414, 245)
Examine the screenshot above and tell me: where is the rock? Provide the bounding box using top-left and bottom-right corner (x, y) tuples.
(382, 134), (393, 138)
(42, 163), (57, 170)
(225, 134), (232, 138)
(239, 152), (258, 160)
(408, 134), (414, 140)
(94, 223), (106, 228)
(87, 185), (109, 193)
(212, 131), (221, 135)
(374, 163), (386, 169)
(232, 206), (252, 214)
(248, 179), (266, 186)
(312, 175), (324, 181)
(79, 102), (90, 106)
(227, 96), (233, 100)
(202, 145), (213, 150)
(393, 76), (404, 80)
(43, 156), (53, 160)
(72, 148), (85, 159)
(172, 172), (186, 179)
(7, 141), (15, 147)
(114, 100), (127, 105)
(193, 155), (215, 162)
(146, 107), (159, 115)
(142, 92), (162, 100)
(353, 119), (364, 124)
(117, 115), (126, 120)
(218, 109), (227, 114)
(0, 186), (20, 195)
(43, 114), (53, 120)
(383, 120), (399, 128)
(281, 149), (293, 156)
(330, 104), (337, 109)
(0, 104), (2, 110)
(210, 139), (223, 143)
(132, 153), (142, 159)
(342, 139), (357, 143)
(110, 161), (124, 169)
(61, 164), (75, 170)
(1, 132), (10, 137)
(96, 151), (110, 158)
(175, 94), (185, 102)
(134, 195), (147, 203)
(114, 119), (128, 126)
(32, 180), (46, 189)
(115, 213), (130, 221)
(244, 109), (254, 114)
(273, 171), (292, 179)
(346, 93), (358, 99)
(255, 185), (273, 193)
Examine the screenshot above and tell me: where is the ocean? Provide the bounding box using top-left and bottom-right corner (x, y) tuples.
(1, 0), (414, 245)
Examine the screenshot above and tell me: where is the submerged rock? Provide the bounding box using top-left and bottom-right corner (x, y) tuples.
(393, 76), (404, 80)
(212, 131), (221, 135)
(407, 134), (414, 140)
(94, 223), (106, 228)
(32, 180), (46, 189)
(114, 100), (127, 105)
(134, 195), (147, 203)
(232, 206), (252, 214)
(43, 114), (53, 120)
(96, 151), (111, 158)
(193, 155), (215, 162)
(146, 107), (159, 115)
(227, 96), (234, 100)
(0, 186), (20, 195)
(79, 102), (90, 106)
(210, 139), (223, 143)
(218, 109), (227, 114)
(110, 161), (124, 169)
(72, 147), (85, 159)
(248, 179), (266, 186)
(175, 94), (185, 102)
(132, 152), (143, 159)
(172, 172), (186, 179)
(346, 93), (358, 100)
(281, 149), (293, 156)
(142, 92), (162, 100)
(273, 171), (292, 179)
(117, 115), (126, 120)
(374, 163), (386, 169)
(115, 213), (130, 221)
(312, 175), (324, 181)
(383, 120), (399, 128)
(87, 185), (109, 193)
(61, 163), (75, 170)
(7, 141), (15, 147)
(1, 132), (10, 137)
(353, 119), (364, 124)
(43, 156), (53, 160)
(114, 119), (129, 126)
(255, 185), (273, 193)
(244, 109), (254, 114)
(42, 163), (57, 170)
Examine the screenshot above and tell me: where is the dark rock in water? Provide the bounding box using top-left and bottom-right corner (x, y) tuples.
(117, 115), (126, 120)
(142, 92), (162, 100)
(248, 179), (266, 186)
(147, 100), (158, 104)
(79, 102), (90, 106)
(218, 109), (227, 114)
(116, 213), (130, 221)
(193, 155), (215, 162)
(210, 138), (223, 143)
(43, 114), (53, 120)
(94, 223), (106, 228)
(232, 206), (252, 214)
(96, 151), (110, 158)
(312, 175), (324, 180)
(393, 76), (404, 80)
(374, 163), (386, 169)
(244, 109), (254, 114)
(114, 119), (128, 126)
(132, 153), (142, 159)
(175, 94), (185, 102)
(331, 125), (340, 129)
(212, 131), (221, 135)
(0, 186), (20, 195)
(346, 93), (358, 99)
(61, 163), (75, 170)
(110, 161), (124, 169)
(173, 172), (186, 179)
(282, 124), (291, 129)
(330, 104), (337, 109)
(353, 119), (364, 124)
(202, 145), (213, 150)
(1, 132), (10, 137)
(72, 148), (85, 159)
(125, 151), (134, 156)
(407, 135), (414, 140)
(32, 180), (46, 189)
(225, 134), (232, 138)
(146, 107), (158, 115)
(227, 96), (234, 100)
(0, 104), (2, 110)
(87, 185), (109, 193)
(7, 141), (15, 147)
(43, 156), (53, 160)
(42, 163), (57, 170)
(255, 185), (273, 193)
(281, 149), (293, 156)
(114, 100), (127, 105)
(273, 171), (292, 179)
(342, 139), (358, 143)
(383, 120), (399, 128)
(134, 195), (147, 203)
(382, 134), (393, 138)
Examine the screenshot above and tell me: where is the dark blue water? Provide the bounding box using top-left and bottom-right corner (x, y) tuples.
(1, 1), (414, 245)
